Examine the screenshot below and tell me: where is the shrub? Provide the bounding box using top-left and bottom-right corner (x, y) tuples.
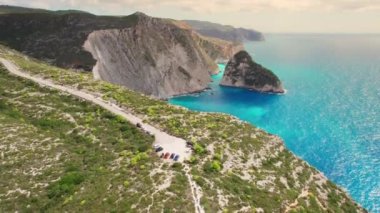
(172, 162), (183, 170)
(211, 160), (222, 172)
(32, 118), (68, 130)
(188, 156), (198, 164)
(194, 143), (205, 155)
(0, 99), (7, 110)
(123, 180), (130, 188)
(213, 153), (222, 161)
(101, 111), (116, 119)
(193, 175), (206, 187)
(130, 152), (149, 166)
(47, 171), (85, 199)
(203, 160), (222, 173)
(115, 115), (126, 124)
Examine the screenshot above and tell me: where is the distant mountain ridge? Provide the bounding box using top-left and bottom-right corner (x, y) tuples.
(0, 5), (89, 15)
(184, 20), (264, 42)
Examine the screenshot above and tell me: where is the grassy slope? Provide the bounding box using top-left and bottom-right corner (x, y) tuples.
(0, 64), (194, 212)
(0, 45), (364, 212)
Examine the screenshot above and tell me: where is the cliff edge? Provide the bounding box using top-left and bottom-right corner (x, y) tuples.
(84, 13), (217, 99)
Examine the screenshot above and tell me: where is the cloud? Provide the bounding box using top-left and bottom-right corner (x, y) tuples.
(2, 0), (380, 14)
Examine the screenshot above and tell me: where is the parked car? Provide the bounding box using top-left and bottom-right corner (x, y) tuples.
(164, 152), (170, 159)
(153, 144), (160, 149)
(174, 155), (180, 161)
(155, 147), (163, 152)
(170, 153), (175, 159)
(160, 153), (164, 158)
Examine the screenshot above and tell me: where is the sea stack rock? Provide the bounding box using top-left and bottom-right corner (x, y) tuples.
(220, 50), (284, 93)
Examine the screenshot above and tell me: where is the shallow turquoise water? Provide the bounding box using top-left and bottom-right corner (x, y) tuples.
(170, 34), (380, 212)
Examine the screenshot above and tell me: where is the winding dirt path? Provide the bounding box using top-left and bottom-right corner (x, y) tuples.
(0, 58), (190, 161)
(184, 164), (205, 213)
(0, 57), (204, 212)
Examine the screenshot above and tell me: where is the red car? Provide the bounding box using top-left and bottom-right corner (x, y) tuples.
(164, 152), (170, 159)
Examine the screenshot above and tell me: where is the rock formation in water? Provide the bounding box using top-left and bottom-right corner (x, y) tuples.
(220, 50), (284, 93)
(184, 20), (264, 42)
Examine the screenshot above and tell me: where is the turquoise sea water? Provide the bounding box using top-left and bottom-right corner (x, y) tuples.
(170, 35), (380, 212)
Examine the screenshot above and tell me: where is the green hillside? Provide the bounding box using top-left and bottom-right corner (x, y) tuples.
(0, 7), (138, 70)
(0, 45), (365, 212)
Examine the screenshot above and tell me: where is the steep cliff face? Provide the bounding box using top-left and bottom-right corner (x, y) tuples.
(220, 50), (284, 93)
(172, 20), (244, 66)
(196, 35), (244, 65)
(182, 21), (245, 65)
(84, 14), (216, 99)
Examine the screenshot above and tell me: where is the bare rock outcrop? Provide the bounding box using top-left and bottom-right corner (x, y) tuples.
(84, 13), (217, 99)
(172, 20), (244, 68)
(196, 35), (244, 66)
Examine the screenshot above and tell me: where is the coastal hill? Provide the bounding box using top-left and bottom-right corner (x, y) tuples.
(221, 50), (285, 93)
(184, 20), (264, 42)
(0, 6), (242, 98)
(0, 6), (133, 70)
(0, 45), (365, 212)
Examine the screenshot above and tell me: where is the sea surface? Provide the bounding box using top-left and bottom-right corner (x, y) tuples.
(169, 34), (380, 212)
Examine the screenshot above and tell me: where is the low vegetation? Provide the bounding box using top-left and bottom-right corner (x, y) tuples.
(0, 45), (365, 212)
(0, 64), (193, 212)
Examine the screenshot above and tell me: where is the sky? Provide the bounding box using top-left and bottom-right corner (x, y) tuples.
(1, 0), (380, 33)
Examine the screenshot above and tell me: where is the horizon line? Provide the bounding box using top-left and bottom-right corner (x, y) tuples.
(1, 4), (380, 35)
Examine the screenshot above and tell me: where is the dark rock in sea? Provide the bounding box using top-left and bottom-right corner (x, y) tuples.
(220, 51), (284, 93)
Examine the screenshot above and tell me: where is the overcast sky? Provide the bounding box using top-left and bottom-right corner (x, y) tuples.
(1, 0), (380, 33)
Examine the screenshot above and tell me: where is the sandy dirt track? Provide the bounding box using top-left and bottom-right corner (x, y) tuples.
(0, 58), (191, 161)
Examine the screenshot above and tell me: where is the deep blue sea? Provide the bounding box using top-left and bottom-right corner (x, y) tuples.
(170, 34), (380, 212)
